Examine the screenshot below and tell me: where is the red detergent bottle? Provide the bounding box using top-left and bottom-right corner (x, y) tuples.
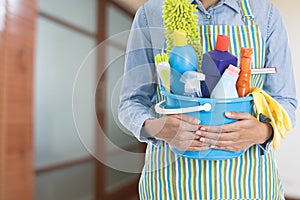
(201, 35), (238, 98)
(236, 48), (253, 97)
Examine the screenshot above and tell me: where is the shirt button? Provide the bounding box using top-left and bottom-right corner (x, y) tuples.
(207, 14), (211, 19)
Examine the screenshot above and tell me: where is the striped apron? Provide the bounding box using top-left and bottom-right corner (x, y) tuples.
(139, 0), (285, 199)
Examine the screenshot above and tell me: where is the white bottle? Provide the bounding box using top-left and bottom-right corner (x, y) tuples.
(210, 65), (240, 98)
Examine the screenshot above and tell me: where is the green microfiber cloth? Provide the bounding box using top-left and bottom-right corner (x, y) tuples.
(162, 0), (202, 71)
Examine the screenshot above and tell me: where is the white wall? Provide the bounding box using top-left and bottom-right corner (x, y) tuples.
(270, 0), (300, 198)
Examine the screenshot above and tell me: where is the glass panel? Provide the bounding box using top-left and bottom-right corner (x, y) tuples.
(104, 3), (143, 193)
(38, 0), (98, 34)
(34, 17), (97, 168)
(105, 45), (137, 150)
(106, 4), (132, 46)
(105, 153), (142, 193)
(35, 162), (95, 200)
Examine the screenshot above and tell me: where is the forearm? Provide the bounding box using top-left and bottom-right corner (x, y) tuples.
(257, 121), (273, 144)
(118, 83), (158, 143)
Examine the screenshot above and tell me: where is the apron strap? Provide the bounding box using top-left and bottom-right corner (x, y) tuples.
(240, 0), (255, 25)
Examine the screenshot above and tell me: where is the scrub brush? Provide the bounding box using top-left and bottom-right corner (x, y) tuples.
(162, 0), (202, 71)
(155, 53), (170, 92)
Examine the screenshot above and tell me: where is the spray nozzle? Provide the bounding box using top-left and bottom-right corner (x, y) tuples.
(180, 71), (205, 97)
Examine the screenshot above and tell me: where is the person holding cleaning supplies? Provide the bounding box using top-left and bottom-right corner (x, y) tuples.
(119, 0), (297, 199)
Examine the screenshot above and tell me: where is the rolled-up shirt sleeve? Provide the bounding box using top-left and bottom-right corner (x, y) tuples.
(118, 5), (161, 144)
(262, 4), (298, 127)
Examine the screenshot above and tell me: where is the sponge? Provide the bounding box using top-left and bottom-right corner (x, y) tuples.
(162, 0), (202, 71)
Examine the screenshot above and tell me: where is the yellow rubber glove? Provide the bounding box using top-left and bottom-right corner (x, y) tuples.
(249, 87), (292, 149)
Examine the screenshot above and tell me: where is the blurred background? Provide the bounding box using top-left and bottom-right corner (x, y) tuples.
(0, 0), (299, 200)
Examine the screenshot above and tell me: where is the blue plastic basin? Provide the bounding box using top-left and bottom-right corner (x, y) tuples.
(160, 90), (253, 160)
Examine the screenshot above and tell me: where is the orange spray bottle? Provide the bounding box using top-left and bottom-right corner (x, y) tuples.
(236, 48), (253, 97)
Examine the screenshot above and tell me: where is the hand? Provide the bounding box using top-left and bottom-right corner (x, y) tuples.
(143, 115), (210, 151)
(196, 112), (273, 152)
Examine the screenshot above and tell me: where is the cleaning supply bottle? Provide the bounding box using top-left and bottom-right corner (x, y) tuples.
(201, 35), (238, 97)
(169, 30), (198, 95)
(236, 48), (253, 97)
(210, 65), (240, 98)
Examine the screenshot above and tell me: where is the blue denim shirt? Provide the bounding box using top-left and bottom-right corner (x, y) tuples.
(118, 0), (298, 144)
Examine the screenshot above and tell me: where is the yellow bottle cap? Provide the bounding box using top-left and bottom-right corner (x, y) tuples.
(174, 30), (187, 46)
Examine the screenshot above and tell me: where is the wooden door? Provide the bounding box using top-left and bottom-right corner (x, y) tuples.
(0, 0), (37, 199)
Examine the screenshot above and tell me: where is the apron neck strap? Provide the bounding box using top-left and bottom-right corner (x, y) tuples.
(240, 0), (255, 25)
